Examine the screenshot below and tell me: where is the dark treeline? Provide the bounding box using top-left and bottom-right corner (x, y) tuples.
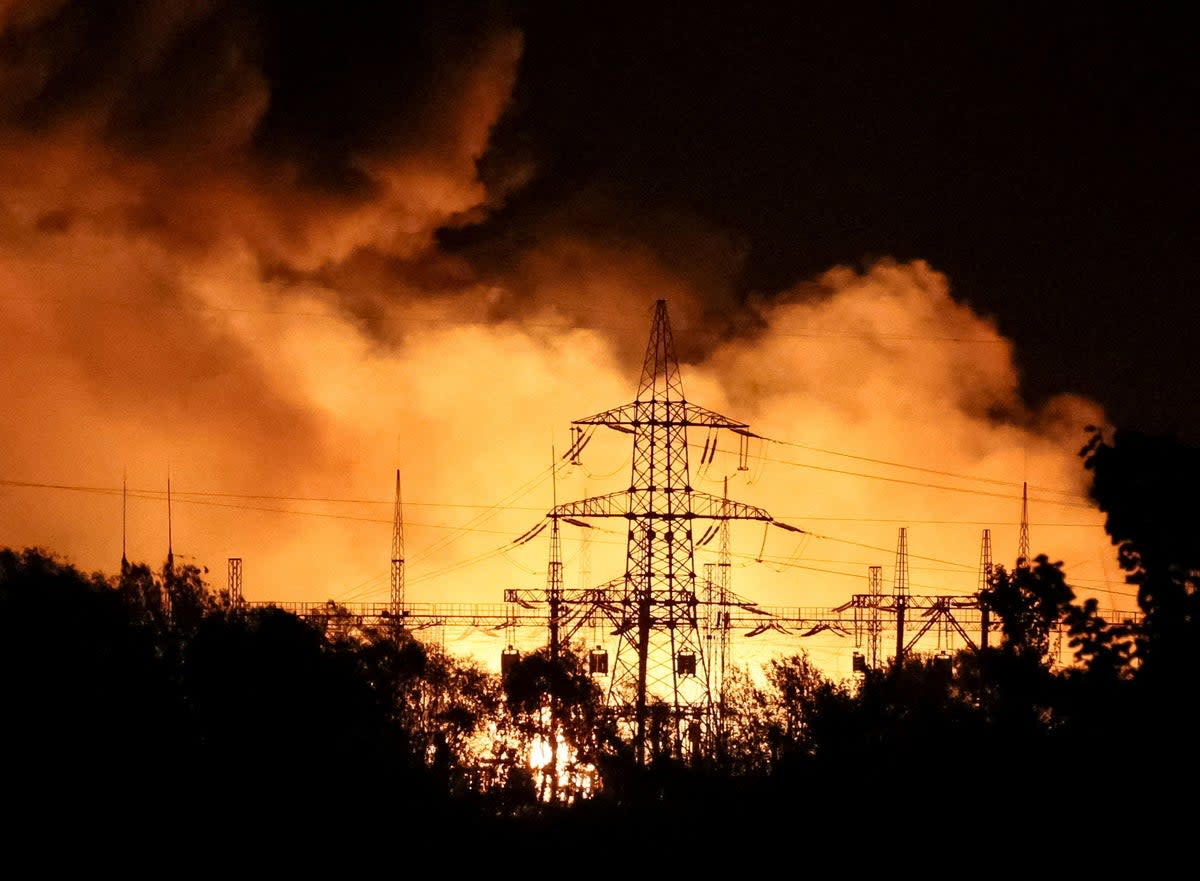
(3, 426), (1197, 866)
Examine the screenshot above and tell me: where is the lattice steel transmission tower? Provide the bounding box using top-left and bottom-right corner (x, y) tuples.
(549, 300), (781, 764)
(390, 469), (408, 641)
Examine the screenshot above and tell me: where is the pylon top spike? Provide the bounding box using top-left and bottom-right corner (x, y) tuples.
(636, 299), (685, 403)
(391, 469), (406, 619)
(391, 469), (404, 563)
(979, 527), (994, 592)
(893, 526), (909, 597)
(1017, 481), (1030, 569)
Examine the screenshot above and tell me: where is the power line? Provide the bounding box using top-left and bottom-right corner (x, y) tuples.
(763, 437), (1091, 499)
(741, 448), (1098, 509)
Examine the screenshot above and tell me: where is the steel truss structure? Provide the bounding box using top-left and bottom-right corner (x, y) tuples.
(544, 300), (800, 763)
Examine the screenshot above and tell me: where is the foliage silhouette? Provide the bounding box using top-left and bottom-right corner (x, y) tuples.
(0, 547), (182, 807)
(1083, 426), (1200, 680)
(8, 429), (1200, 872)
(1078, 426), (1200, 826)
(499, 643), (609, 806)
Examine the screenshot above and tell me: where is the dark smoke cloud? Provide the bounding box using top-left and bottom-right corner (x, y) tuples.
(0, 0), (524, 271)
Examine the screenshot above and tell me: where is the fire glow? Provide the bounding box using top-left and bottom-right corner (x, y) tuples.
(0, 4), (1124, 685)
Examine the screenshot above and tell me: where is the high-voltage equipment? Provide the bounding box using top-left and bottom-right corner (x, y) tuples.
(543, 299), (802, 764)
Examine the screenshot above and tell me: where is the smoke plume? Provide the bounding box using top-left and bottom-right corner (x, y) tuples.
(0, 2), (1123, 678)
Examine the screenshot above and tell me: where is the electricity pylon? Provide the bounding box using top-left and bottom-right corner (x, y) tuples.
(547, 299), (799, 764)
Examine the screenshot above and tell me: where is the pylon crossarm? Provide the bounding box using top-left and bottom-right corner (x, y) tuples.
(699, 593), (768, 613)
(571, 401), (749, 430)
(550, 490), (773, 522)
(550, 491), (633, 518)
(504, 587), (615, 606)
(837, 593), (979, 613)
(688, 490), (773, 521)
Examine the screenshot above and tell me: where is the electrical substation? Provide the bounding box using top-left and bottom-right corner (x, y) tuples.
(219, 299), (1139, 765)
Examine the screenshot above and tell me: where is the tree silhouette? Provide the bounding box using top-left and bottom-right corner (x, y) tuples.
(710, 663), (775, 775)
(979, 556), (1078, 662)
(0, 548), (182, 814)
(763, 651), (834, 767)
(499, 644), (607, 807)
(1082, 427), (1200, 680)
(1080, 426), (1200, 824)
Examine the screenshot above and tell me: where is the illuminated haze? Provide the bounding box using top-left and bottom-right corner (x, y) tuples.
(0, 2), (1124, 678)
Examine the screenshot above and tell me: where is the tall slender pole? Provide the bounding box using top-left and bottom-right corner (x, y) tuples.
(1017, 481), (1031, 570)
(390, 469), (406, 643)
(894, 527), (909, 664)
(979, 528), (993, 649)
(121, 468), (129, 574)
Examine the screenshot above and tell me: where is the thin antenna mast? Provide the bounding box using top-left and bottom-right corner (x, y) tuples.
(390, 469), (406, 641)
(893, 527), (909, 664)
(162, 468), (174, 623)
(1017, 481), (1031, 570)
(979, 527), (994, 592)
(166, 470), (174, 575)
(121, 468), (129, 574)
(979, 527), (993, 649)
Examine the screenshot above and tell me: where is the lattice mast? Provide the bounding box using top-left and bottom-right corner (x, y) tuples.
(1016, 481), (1031, 570)
(893, 527), (909, 664)
(227, 557), (243, 610)
(550, 300), (775, 764)
(165, 472), (174, 578)
(390, 469), (407, 640)
(121, 469), (129, 575)
(866, 564), (883, 668)
(978, 527), (993, 649)
(162, 471), (174, 621)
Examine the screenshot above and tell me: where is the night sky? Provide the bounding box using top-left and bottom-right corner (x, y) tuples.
(454, 3), (1198, 440)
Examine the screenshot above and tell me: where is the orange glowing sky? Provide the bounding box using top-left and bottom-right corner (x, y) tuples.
(2, 2), (1178, 680)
